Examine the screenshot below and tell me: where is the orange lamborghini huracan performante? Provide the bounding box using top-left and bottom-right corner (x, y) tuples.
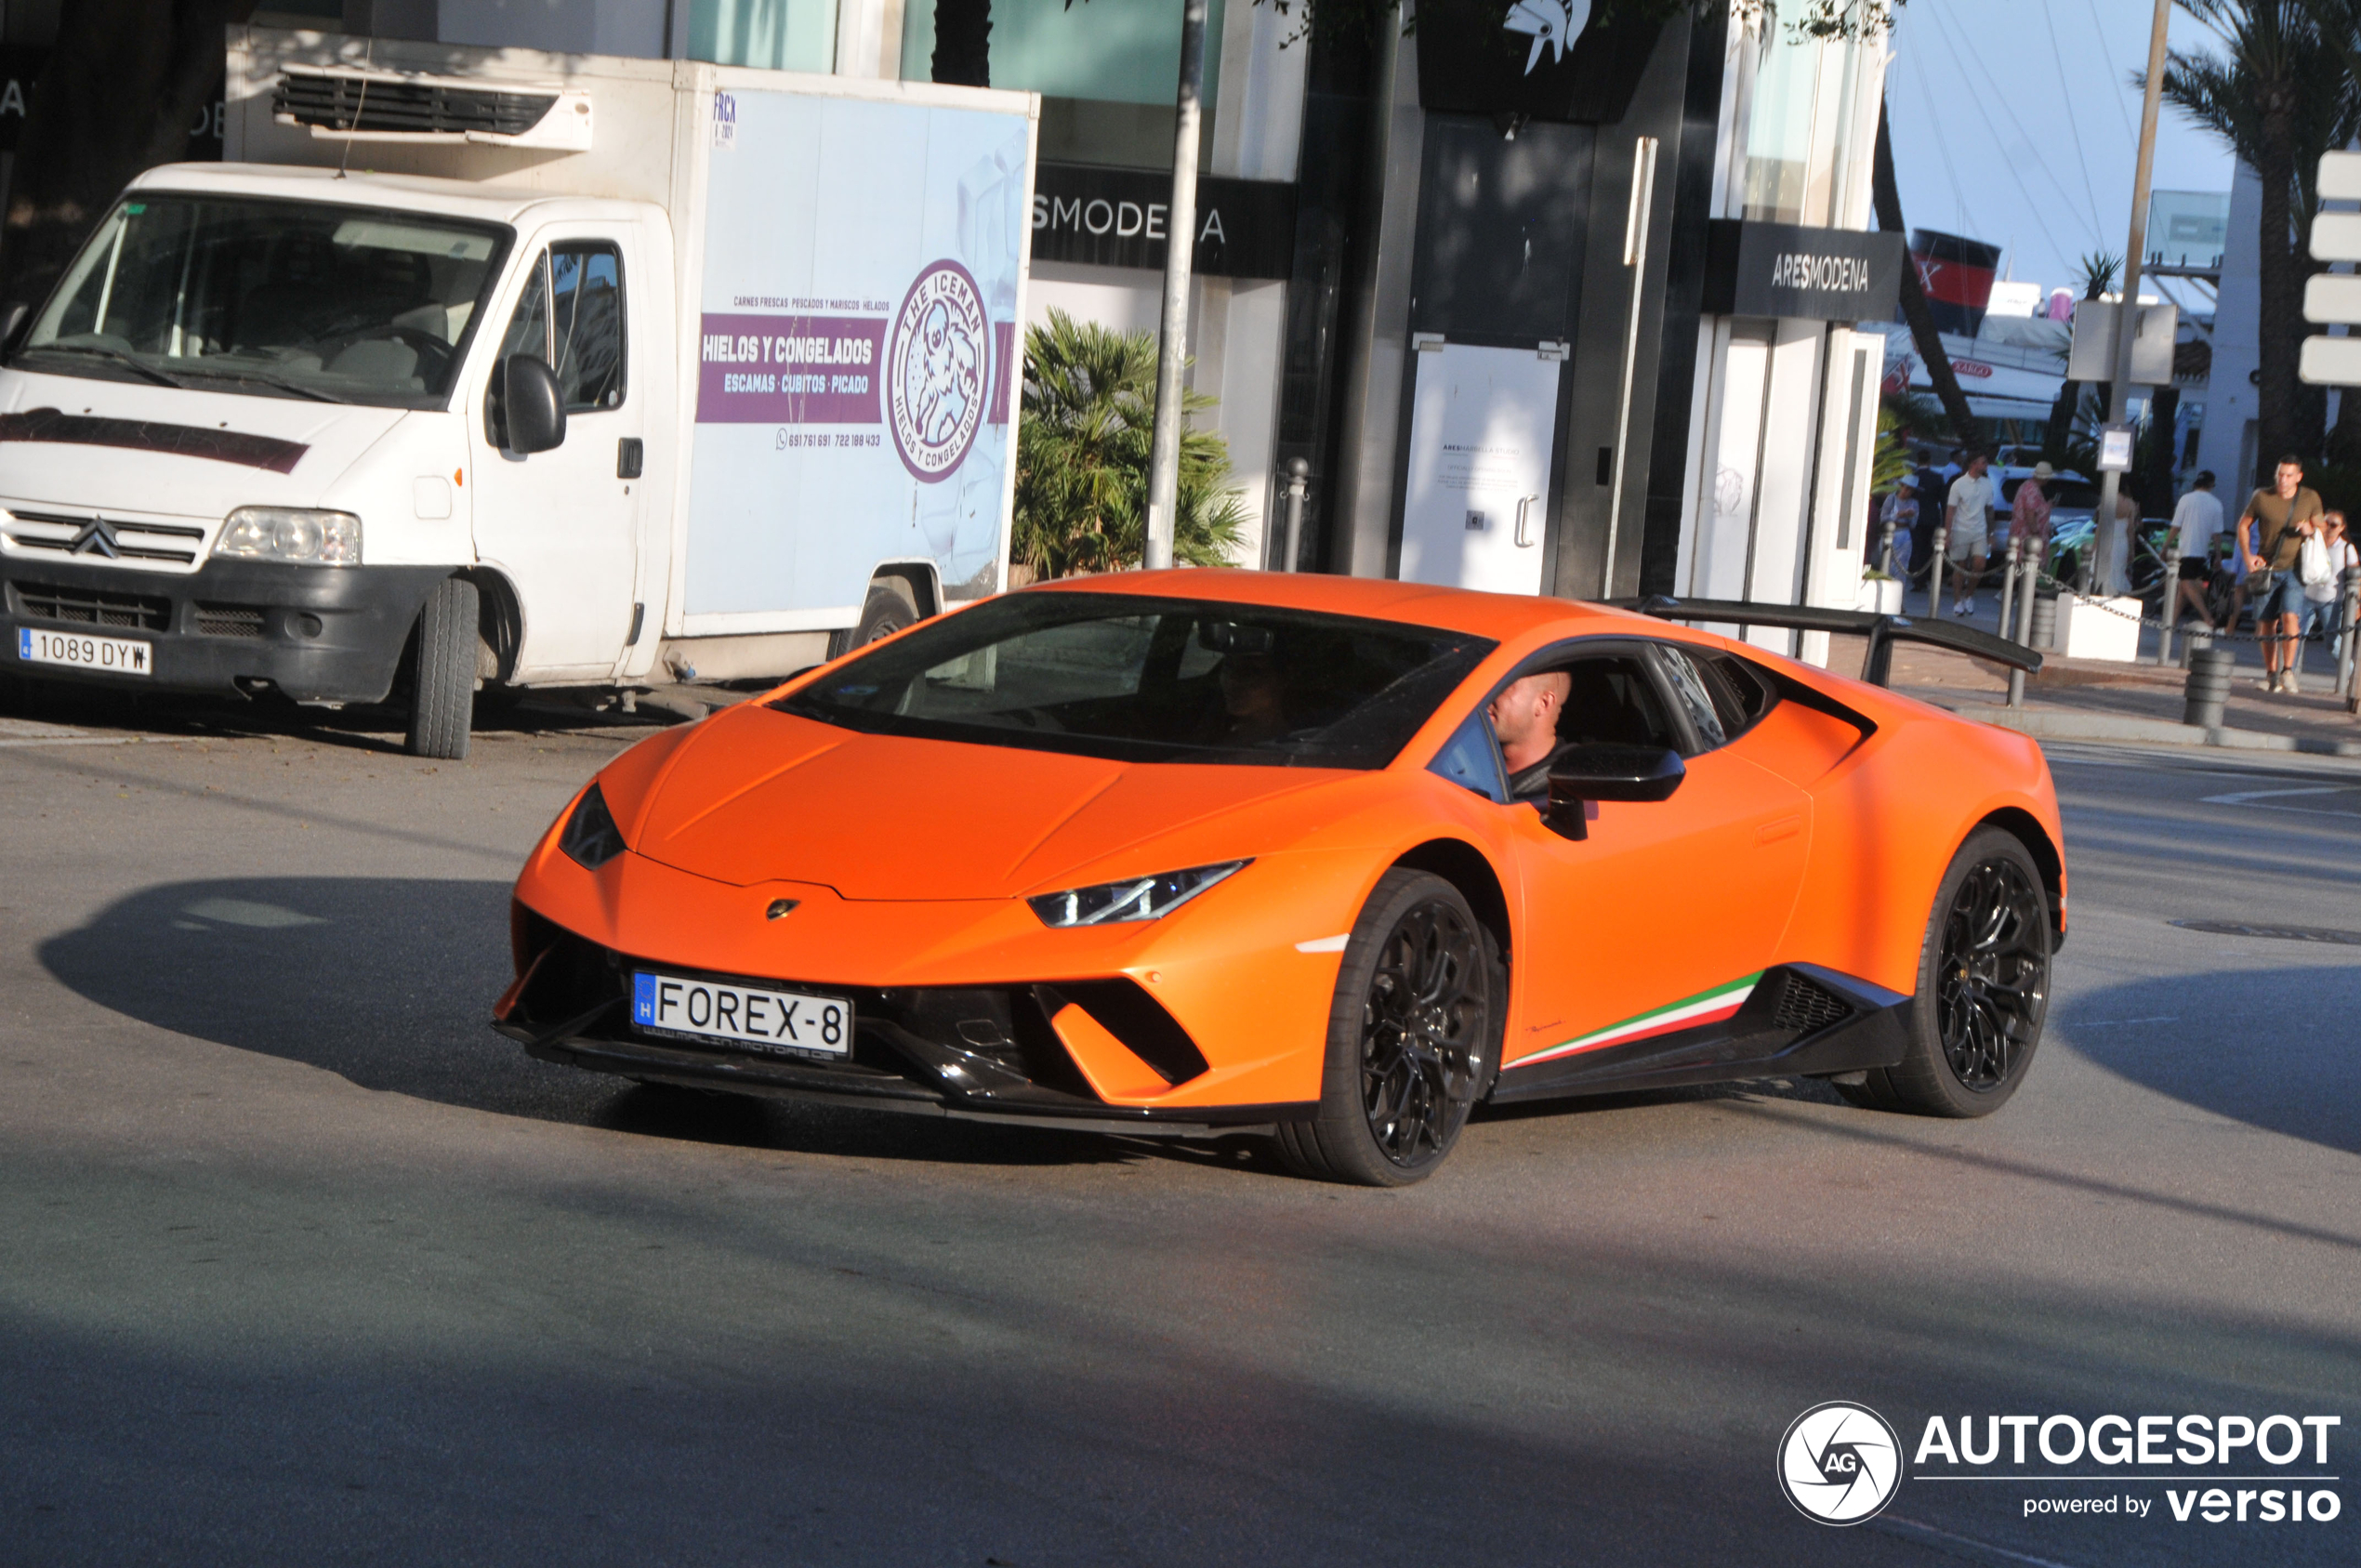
(495, 572), (2064, 1185)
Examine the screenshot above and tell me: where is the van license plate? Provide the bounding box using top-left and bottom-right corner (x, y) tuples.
(630, 970), (851, 1059)
(18, 627), (152, 675)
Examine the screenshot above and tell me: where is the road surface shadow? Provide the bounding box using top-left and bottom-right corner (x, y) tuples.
(38, 876), (1149, 1172)
(2059, 962), (2361, 1159)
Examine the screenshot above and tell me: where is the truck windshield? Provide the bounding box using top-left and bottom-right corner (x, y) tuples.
(780, 592), (1497, 770)
(17, 194), (509, 409)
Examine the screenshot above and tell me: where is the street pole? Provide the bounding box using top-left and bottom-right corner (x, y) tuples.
(2093, 0), (2172, 597)
(1143, 0), (1209, 572)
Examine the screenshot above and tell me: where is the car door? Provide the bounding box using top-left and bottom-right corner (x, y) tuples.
(1489, 640), (1813, 1069)
(468, 229), (645, 679)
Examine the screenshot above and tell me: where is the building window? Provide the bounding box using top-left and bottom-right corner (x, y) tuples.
(1741, 29), (1820, 224)
(903, 0), (1225, 168)
(691, 0), (838, 74)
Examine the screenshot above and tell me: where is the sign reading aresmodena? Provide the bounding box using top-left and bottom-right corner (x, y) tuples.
(685, 88), (1030, 623)
(1702, 218), (1905, 323)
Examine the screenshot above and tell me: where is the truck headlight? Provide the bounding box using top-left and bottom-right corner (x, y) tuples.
(1027, 861), (1247, 927)
(217, 507), (363, 565)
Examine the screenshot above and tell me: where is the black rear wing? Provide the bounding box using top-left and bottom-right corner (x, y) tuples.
(1603, 597), (2042, 688)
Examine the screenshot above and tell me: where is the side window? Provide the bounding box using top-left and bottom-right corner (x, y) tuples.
(1651, 644), (1728, 753)
(1428, 709), (1508, 803)
(1556, 655), (1682, 751)
(1696, 652), (1776, 740)
(498, 242), (626, 412)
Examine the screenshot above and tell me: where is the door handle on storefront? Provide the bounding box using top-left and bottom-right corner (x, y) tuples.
(1515, 496), (1541, 547)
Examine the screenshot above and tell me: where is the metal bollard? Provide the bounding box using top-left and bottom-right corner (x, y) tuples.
(2154, 534), (2181, 666)
(2183, 646), (2236, 730)
(2338, 564), (2361, 703)
(2029, 591), (2058, 652)
(1998, 534), (2022, 645)
(1927, 523), (1948, 613)
(2007, 538), (2041, 708)
(1278, 457), (1310, 572)
(1878, 518), (1896, 580)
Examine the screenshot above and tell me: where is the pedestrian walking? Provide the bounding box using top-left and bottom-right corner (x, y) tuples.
(2296, 510), (2357, 675)
(2011, 460), (2054, 553)
(1881, 478), (1919, 581)
(2237, 455), (2328, 693)
(1945, 451), (1997, 615)
(2170, 469), (2223, 631)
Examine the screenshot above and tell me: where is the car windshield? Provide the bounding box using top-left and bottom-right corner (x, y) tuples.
(780, 592), (1497, 769)
(16, 194), (508, 409)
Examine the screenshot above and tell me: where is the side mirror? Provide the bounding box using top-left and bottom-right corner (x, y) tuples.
(1542, 744), (1685, 841)
(0, 302), (29, 357)
(499, 354), (567, 455)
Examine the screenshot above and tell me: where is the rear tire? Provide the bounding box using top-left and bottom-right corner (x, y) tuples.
(852, 577), (920, 647)
(1841, 827), (2051, 1117)
(405, 575), (478, 761)
(1274, 870), (1499, 1187)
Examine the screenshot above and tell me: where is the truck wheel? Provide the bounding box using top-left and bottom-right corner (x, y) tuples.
(852, 577), (920, 646)
(405, 576), (479, 761)
(1273, 869), (1500, 1187)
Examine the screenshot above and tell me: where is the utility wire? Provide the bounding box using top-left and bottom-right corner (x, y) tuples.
(2083, 0), (2143, 151)
(2036, 0), (2112, 235)
(1918, 0), (2107, 256)
(1906, 44), (1980, 240)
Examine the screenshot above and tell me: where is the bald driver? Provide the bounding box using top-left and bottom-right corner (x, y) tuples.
(1488, 670), (1573, 798)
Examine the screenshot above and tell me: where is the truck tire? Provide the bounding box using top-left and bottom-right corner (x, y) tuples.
(852, 577), (920, 647)
(405, 576), (479, 761)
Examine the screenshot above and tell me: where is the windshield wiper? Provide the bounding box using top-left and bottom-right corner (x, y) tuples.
(20, 344), (189, 389)
(175, 366), (351, 404)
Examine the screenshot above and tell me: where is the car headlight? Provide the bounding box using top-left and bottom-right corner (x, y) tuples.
(559, 783), (627, 870)
(1027, 861), (1247, 927)
(217, 507), (362, 565)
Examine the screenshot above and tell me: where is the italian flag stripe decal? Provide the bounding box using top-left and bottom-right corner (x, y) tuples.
(1519, 972), (1764, 1066)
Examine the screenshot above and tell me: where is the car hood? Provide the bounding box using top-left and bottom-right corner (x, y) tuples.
(620, 704), (1347, 900)
(0, 368), (407, 519)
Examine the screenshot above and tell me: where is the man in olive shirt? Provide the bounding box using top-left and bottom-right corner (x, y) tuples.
(2238, 455), (2327, 692)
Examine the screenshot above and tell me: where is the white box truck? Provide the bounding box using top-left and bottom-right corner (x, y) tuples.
(0, 28), (1036, 757)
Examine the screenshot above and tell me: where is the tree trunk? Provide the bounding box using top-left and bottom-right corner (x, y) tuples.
(2143, 382), (2180, 516)
(1873, 100), (1980, 446)
(932, 0), (992, 87)
(0, 0), (255, 308)
(2253, 92), (2310, 474)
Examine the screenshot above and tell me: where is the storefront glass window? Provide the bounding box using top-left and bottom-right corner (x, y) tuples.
(1741, 28), (1820, 224)
(902, 0), (1224, 167)
(691, 0), (838, 74)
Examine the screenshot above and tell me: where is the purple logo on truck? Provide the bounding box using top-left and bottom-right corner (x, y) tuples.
(884, 260), (989, 482)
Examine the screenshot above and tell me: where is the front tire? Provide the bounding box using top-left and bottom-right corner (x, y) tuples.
(1843, 827), (2051, 1117)
(1275, 869), (1499, 1186)
(405, 575), (479, 761)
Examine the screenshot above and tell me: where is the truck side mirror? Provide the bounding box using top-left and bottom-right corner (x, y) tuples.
(1541, 745), (1684, 841)
(0, 302), (29, 357)
(500, 354), (567, 455)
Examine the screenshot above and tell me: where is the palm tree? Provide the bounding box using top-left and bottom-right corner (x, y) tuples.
(2154, 1), (2361, 473)
(1873, 98), (1982, 446)
(1013, 310), (1246, 577)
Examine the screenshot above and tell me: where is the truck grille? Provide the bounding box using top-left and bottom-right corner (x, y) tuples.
(4, 508), (204, 564)
(10, 579), (172, 631)
(195, 603), (267, 639)
(274, 72), (558, 138)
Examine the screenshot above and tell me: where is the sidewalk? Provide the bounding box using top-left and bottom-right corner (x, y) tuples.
(1826, 588), (2361, 757)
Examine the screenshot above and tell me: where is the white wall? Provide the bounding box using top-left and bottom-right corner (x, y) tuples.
(2196, 161), (2261, 495)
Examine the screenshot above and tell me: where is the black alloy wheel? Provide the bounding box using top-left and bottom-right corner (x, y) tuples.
(1276, 869), (1500, 1186)
(1933, 855), (2048, 1091)
(1840, 826), (2051, 1117)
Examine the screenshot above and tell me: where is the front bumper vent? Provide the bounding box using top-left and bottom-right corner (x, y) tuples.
(195, 602), (267, 639)
(10, 578), (171, 631)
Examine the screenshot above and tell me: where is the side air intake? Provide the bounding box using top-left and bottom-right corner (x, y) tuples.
(1773, 971), (1855, 1036)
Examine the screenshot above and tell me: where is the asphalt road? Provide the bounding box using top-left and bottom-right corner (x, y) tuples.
(2, 692), (2357, 1567)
